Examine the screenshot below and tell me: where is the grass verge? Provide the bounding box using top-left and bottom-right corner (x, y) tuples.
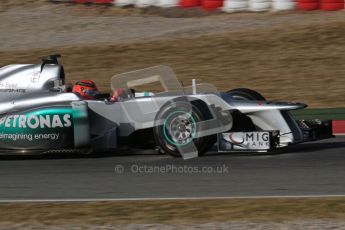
(292, 108), (345, 120)
(1, 18), (345, 107)
(1, 198), (345, 225)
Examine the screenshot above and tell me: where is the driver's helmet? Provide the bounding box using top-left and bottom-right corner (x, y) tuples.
(72, 80), (99, 99)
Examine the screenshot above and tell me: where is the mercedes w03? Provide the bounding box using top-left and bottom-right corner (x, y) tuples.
(0, 55), (333, 159)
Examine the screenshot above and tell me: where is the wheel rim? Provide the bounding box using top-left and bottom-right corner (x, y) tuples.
(163, 111), (196, 146)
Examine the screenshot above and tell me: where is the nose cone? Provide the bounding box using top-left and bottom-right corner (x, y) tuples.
(229, 100), (307, 113)
(266, 101), (307, 110)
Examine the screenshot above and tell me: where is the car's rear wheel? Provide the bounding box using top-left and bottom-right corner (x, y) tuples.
(154, 99), (216, 157)
(227, 88), (266, 101)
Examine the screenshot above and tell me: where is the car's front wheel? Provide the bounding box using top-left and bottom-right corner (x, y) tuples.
(227, 88), (266, 101)
(154, 99), (216, 157)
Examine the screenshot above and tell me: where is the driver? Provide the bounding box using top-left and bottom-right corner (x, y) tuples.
(72, 80), (99, 100)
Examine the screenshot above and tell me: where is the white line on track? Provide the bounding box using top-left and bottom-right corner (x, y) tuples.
(1, 195), (345, 203)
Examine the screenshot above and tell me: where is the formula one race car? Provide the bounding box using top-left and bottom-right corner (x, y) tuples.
(0, 55), (333, 159)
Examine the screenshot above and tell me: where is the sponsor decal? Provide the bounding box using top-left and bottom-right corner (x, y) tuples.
(0, 89), (26, 93)
(243, 132), (270, 147)
(0, 132), (60, 141)
(219, 131), (271, 151)
(0, 108), (75, 149)
(0, 114), (72, 129)
(229, 133), (245, 144)
(0, 82), (26, 93)
(31, 72), (40, 83)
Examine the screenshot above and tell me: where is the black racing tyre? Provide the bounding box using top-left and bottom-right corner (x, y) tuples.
(226, 88), (263, 132)
(154, 99), (216, 157)
(227, 88), (266, 101)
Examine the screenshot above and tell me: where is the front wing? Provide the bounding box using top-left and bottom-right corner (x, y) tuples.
(217, 119), (333, 152)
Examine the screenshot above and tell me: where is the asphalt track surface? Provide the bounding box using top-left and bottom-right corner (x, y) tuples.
(0, 138), (344, 200)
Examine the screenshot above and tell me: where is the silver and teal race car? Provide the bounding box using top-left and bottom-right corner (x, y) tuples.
(0, 55), (332, 159)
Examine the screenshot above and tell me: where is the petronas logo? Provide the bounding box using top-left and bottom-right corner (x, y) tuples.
(0, 114), (72, 129)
